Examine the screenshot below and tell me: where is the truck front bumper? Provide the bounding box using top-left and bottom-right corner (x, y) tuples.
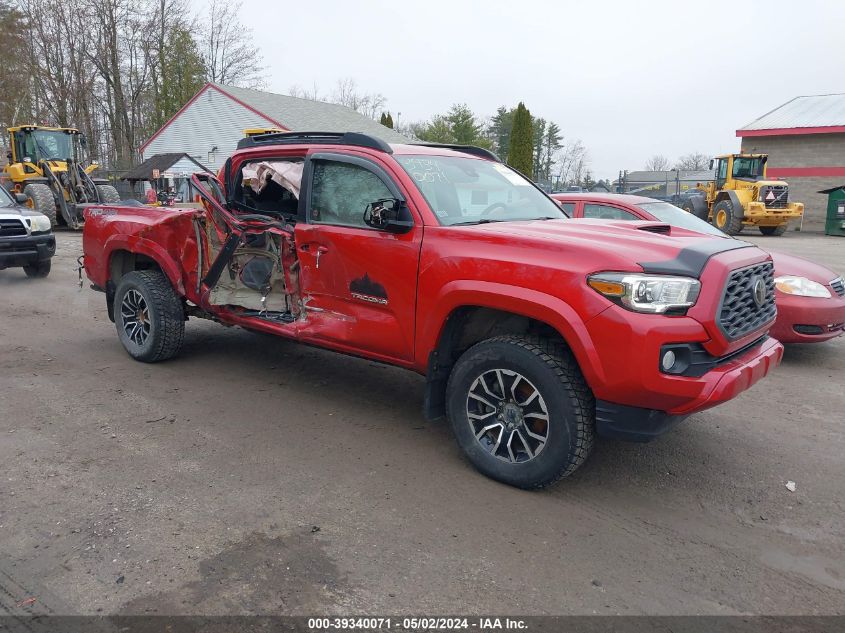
(0, 233), (56, 269)
(583, 301), (783, 441)
(594, 336), (782, 441)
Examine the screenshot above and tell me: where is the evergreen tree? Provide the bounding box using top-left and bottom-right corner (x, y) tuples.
(0, 1), (33, 129)
(542, 122), (563, 181)
(488, 106), (514, 158)
(155, 26), (206, 130)
(507, 102), (533, 176)
(414, 115), (454, 143)
(412, 104), (492, 148)
(447, 104), (483, 145)
(531, 117), (546, 180)
(385, 112), (394, 128)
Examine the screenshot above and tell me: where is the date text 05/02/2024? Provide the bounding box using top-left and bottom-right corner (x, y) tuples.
(307, 617), (528, 631)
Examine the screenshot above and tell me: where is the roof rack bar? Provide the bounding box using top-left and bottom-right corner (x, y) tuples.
(410, 143), (500, 162)
(237, 131), (393, 153)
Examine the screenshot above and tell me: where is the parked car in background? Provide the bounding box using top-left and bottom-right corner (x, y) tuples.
(553, 193), (845, 344)
(0, 185), (55, 277)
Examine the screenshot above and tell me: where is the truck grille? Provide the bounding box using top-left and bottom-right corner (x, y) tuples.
(760, 185), (789, 209)
(718, 262), (776, 340)
(0, 218), (26, 237)
(831, 277), (845, 297)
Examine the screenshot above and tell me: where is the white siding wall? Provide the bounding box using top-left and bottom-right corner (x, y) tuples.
(141, 87), (277, 172)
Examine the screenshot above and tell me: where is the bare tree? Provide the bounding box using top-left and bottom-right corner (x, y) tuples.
(331, 78), (386, 120)
(20, 0), (98, 130)
(288, 83), (322, 101)
(644, 154), (670, 171)
(555, 139), (588, 187)
(674, 152), (710, 171)
(83, 0), (158, 167)
(200, 0), (263, 87)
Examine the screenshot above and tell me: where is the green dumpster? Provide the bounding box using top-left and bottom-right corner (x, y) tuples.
(820, 185), (845, 236)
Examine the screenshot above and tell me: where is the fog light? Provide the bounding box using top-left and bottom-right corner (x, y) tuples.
(661, 350), (676, 371)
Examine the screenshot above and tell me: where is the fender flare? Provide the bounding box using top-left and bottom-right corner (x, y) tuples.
(716, 190), (745, 215)
(102, 234), (186, 295)
(419, 280), (607, 389)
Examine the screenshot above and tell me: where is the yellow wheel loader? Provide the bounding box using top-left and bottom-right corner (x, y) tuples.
(1, 125), (121, 228)
(681, 153), (803, 236)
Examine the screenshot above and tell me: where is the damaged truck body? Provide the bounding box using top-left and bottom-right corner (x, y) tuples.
(82, 132), (783, 489)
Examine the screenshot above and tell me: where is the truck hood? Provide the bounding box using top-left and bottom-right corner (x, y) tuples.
(0, 203), (43, 217)
(455, 218), (757, 278)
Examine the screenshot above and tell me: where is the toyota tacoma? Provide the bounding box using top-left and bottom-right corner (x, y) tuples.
(81, 132), (783, 488)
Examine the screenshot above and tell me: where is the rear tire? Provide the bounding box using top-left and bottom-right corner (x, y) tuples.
(23, 260), (51, 278)
(759, 225), (787, 236)
(96, 184), (121, 204)
(23, 183), (57, 227)
(712, 199), (743, 235)
(681, 198), (709, 221)
(114, 270), (185, 362)
(446, 335), (595, 489)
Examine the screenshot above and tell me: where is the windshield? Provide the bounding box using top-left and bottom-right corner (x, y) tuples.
(0, 186), (15, 207)
(15, 130), (75, 162)
(732, 156), (765, 180)
(395, 155), (565, 225)
(637, 202), (728, 238)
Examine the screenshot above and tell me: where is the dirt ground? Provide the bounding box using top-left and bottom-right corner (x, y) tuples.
(1, 229), (843, 617)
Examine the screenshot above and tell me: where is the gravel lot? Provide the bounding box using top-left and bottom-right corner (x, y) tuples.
(1, 229), (843, 617)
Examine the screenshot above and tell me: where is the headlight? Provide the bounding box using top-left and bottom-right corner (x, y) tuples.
(27, 214), (52, 233)
(774, 275), (831, 298)
(587, 272), (701, 313)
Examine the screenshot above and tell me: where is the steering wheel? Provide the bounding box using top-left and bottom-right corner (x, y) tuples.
(481, 202), (509, 218)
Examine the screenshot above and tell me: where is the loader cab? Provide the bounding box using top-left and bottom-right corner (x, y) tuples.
(8, 126), (83, 165)
(712, 157), (729, 190)
(730, 155), (767, 182)
(710, 154), (768, 190)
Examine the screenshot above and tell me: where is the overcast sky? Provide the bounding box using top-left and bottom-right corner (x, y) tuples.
(214, 0), (844, 180)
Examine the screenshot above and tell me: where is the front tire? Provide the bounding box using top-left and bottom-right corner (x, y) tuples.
(759, 224), (787, 236)
(114, 270), (185, 362)
(446, 335), (595, 489)
(23, 183), (57, 227)
(712, 199), (743, 235)
(23, 260), (51, 278)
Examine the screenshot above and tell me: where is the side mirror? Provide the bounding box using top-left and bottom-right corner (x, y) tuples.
(79, 135), (88, 148)
(15, 193), (28, 204)
(6, 151), (11, 162)
(363, 198), (413, 234)
(709, 159), (714, 170)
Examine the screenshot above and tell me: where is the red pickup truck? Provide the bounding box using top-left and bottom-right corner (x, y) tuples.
(82, 132), (783, 488)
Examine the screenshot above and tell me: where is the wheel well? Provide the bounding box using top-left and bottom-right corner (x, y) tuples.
(438, 307), (565, 365)
(105, 250), (164, 322)
(423, 306), (570, 420)
(109, 249), (162, 284)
